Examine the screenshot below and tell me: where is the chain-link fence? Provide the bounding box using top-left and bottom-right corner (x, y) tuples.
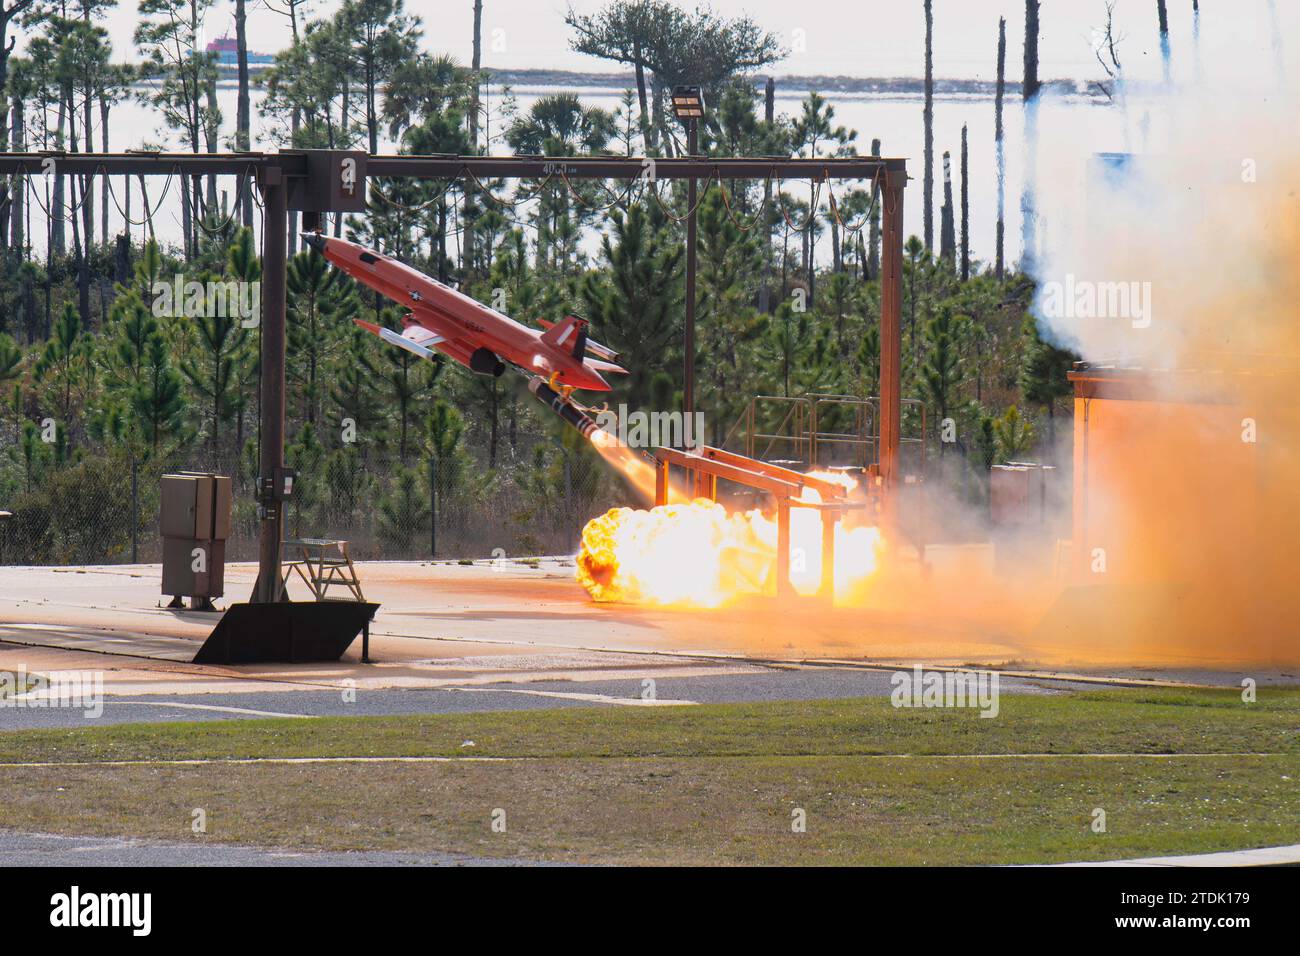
(0, 436), (624, 566)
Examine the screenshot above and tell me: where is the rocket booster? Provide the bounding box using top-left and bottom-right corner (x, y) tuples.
(528, 376), (601, 440)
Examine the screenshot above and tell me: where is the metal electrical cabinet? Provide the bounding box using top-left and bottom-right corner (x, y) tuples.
(160, 473), (232, 608)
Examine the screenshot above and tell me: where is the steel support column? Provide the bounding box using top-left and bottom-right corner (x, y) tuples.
(878, 168), (907, 522)
(254, 170), (288, 603)
(776, 499), (792, 598)
(820, 509), (836, 600)
(684, 120), (699, 419)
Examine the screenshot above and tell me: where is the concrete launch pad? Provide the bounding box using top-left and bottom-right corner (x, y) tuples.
(0, 553), (1285, 705)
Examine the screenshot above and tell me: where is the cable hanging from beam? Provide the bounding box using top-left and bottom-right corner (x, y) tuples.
(461, 167), (558, 208)
(824, 166), (883, 237)
(558, 167), (644, 213)
(647, 172), (715, 223)
(775, 178), (823, 233)
(714, 170), (775, 233)
(191, 164), (263, 236)
(101, 167), (180, 228)
(367, 175), (462, 214)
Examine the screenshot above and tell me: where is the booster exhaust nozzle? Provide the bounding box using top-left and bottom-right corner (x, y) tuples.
(528, 376), (601, 440)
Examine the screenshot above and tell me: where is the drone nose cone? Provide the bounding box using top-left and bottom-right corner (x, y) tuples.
(302, 232), (326, 253)
(582, 369), (612, 392)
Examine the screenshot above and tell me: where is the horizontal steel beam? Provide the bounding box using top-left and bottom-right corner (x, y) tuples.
(0, 151), (904, 181)
(0, 151), (291, 177)
(365, 154), (905, 180)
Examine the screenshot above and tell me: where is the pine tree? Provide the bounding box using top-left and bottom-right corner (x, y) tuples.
(580, 203), (683, 409)
(286, 421), (326, 537)
(370, 306), (440, 463)
(287, 247), (354, 427)
(132, 334), (188, 454)
(33, 303), (90, 436)
(920, 307), (968, 452)
(377, 465), (430, 554)
(180, 284), (251, 456)
(856, 322), (881, 398)
(330, 323), (387, 446)
(994, 404), (1036, 461)
(1020, 314), (1076, 438)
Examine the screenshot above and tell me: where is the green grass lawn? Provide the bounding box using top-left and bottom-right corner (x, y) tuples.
(1, 687), (1297, 865)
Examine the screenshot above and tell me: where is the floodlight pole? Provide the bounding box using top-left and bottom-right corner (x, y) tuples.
(254, 167), (288, 603)
(684, 118), (699, 423)
(878, 166), (906, 525)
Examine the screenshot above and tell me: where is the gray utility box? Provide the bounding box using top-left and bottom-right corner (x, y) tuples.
(160, 473), (232, 602)
(990, 462), (1058, 527)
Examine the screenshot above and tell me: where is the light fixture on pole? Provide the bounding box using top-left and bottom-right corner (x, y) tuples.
(670, 86), (704, 120)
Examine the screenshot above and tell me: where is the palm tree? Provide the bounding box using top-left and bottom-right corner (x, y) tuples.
(507, 94), (618, 276)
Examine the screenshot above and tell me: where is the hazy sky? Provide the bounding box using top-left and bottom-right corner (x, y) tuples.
(63, 0), (1296, 84)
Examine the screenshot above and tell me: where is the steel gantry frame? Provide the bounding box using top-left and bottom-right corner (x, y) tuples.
(0, 150), (907, 604)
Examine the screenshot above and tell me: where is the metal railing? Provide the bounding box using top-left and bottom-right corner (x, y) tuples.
(724, 392), (928, 477)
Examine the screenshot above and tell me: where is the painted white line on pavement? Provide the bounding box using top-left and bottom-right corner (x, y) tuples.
(444, 686), (696, 707)
(0, 752), (1287, 769)
(1, 756), (521, 768)
(106, 701), (316, 719)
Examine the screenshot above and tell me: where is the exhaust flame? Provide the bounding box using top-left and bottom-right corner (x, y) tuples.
(576, 470), (884, 607)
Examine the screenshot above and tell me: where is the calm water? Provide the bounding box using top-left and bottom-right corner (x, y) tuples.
(23, 81), (1127, 269)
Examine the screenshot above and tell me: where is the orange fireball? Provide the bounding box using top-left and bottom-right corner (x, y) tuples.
(576, 473), (884, 608)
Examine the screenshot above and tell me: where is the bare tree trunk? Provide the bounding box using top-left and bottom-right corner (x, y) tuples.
(68, 85), (92, 325)
(82, 1), (93, 251)
(236, 0), (254, 228)
(99, 93), (112, 327)
(183, 179), (194, 258)
(995, 17), (1006, 277)
(634, 43), (651, 149)
(138, 173), (156, 245)
(99, 94), (110, 243)
(204, 79), (219, 217)
(1021, 0), (1041, 272)
(9, 96), (22, 252)
(463, 0), (483, 282)
(651, 74), (673, 157)
(831, 206), (841, 273)
(940, 150), (955, 267)
(759, 76), (775, 311)
(71, 177), (90, 325)
(1023, 0), (1041, 100)
(1156, 1), (1171, 84)
(287, 4), (303, 252)
(801, 227), (809, 299)
(868, 137), (880, 281)
(922, 0), (934, 250)
(52, 95), (66, 256)
(1192, 0), (1203, 83)
(960, 124), (969, 281)
(114, 232), (131, 284)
